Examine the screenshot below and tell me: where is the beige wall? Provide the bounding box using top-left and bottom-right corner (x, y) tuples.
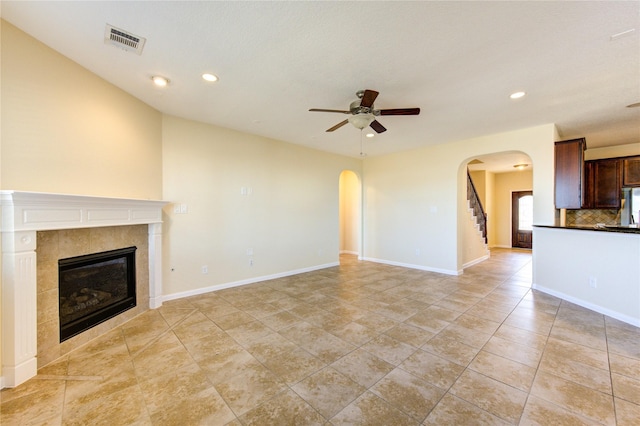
(339, 170), (360, 254)
(0, 21), (162, 199)
(469, 170), (487, 205)
(585, 143), (640, 161)
(492, 170), (534, 248)
(161, 115), (361, 298)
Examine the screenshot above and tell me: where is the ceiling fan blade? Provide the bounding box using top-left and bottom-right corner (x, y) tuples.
(360, 90), (379, 108)
(326, 119), (349, 132)
(309, 108), (351, 114)
(379, 108), (421, 116)
(370, 119), (387, 133)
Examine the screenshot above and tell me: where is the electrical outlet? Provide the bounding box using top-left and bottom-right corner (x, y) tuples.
(202, 265), (208, 274)
(246, 248), (253, 256)
(249, 259), (254, 266)
(589, 276), (597, 288)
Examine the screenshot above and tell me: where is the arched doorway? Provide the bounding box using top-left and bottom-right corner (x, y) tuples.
(339, 170), (361, 258)
(464, 151), (533, 253)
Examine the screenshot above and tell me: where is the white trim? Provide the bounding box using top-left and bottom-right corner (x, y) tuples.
(490, 244), (513, 249)
(0, 190), (165, 231)
(361, 257), (461, 276)
(463, 254), (490, 269)
(0, 376), (4, 389)
(162, 262), (340, 302)
(533, 283), (640, 327)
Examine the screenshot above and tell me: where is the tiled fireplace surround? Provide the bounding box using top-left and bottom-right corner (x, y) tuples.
(1, 191), (167, 388)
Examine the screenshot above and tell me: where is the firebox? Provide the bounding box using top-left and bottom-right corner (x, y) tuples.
(58, 246), (137, 342)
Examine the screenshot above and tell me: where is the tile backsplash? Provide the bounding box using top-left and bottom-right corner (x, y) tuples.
(566, 209), (619, 226)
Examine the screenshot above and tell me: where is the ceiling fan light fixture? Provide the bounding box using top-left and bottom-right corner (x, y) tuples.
(510, 91), (526, 99)
(348, 113), (374, 130)
(365, 132), (375, 138)
(514, 163), (529, 170)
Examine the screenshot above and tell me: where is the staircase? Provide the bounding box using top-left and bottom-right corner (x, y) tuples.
(467, 170), (487, 245)
(466, 200), (489, 253)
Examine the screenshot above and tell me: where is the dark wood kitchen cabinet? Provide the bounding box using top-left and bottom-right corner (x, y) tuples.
(555, 138), (586, 209)
(623, 156), (640, 187)
(583, 158), (622, 209)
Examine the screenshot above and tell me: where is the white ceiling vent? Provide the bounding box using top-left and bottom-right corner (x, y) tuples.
(104, 24), (146, 55)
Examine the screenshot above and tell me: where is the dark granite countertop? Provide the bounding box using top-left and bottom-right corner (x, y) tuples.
(534, 224), (640, 234)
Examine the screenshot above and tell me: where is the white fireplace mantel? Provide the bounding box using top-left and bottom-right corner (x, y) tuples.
(1, 191), (168, 388)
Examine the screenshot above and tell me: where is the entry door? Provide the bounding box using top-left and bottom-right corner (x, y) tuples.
(512, 191), (533, 249)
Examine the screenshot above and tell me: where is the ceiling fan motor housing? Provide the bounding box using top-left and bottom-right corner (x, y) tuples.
(350, 100), (375, 115)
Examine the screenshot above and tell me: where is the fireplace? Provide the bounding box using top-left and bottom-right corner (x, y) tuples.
(59, 246), (137, 342)
(1, 190), (168, 388)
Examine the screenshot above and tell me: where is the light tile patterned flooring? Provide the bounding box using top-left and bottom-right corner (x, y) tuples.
(2, 249), (640, 425)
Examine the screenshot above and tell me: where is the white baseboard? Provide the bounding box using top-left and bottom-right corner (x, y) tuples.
(463, 253), (490, 269)
(339, 250), (359, 255)
(361, 257), (461, 276)
(533, 283), (640, 327)
(162, 262), (340, 302)
(0, 376), (4, 390)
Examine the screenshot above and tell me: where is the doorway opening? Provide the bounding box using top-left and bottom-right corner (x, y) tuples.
(512, 191), (533, 249)
(463, 151), (533, 252)
(339, 170), (361, 260)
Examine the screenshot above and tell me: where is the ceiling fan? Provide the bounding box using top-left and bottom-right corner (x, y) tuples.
(309, 89), (420, 133)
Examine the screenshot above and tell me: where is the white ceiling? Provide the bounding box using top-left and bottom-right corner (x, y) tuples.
(1, 1), (639, 165)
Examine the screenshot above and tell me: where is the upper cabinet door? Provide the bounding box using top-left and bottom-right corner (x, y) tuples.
(590, 158), (621, 209)
(623, 157), (640, 187)
(555, 138), (585, 209)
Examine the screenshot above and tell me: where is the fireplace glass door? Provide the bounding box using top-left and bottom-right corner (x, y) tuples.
(58, 246), (137, 341)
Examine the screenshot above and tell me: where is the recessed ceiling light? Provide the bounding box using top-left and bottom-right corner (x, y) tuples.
(510, 91), (526, 100)
(151, 75), (169, 87)
(365, 133), (375, 138)
(202, 73), (218, 82)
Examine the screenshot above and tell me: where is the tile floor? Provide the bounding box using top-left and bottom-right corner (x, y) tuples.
(2, 249), (639, 425)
